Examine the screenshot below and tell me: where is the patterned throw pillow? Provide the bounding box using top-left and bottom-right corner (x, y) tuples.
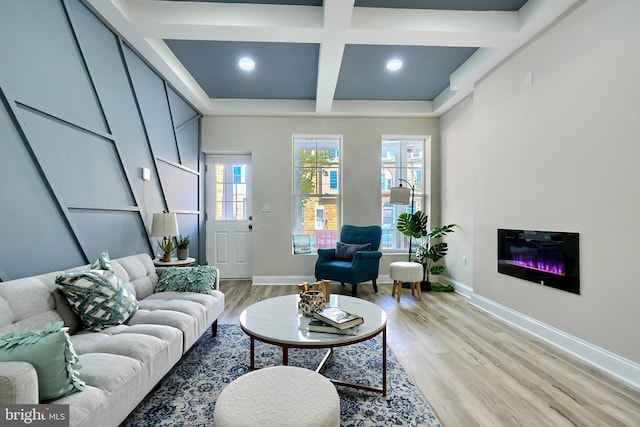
(155, 265), (217, 294)
(56, 252), (138, 331)
(0, 321), (85, 401)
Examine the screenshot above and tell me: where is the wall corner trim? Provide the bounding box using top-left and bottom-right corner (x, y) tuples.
(470, 293), (640, 391)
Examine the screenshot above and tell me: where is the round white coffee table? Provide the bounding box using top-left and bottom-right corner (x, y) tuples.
(239, 294), (387, 395)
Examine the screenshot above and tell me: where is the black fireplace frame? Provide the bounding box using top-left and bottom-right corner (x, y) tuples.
(497, 229), (580, 295)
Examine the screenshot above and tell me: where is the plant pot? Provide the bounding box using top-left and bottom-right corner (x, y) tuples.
(177, 248), (189, 260)
(420, 280), (432, 292)
(162, 252), (172, 262)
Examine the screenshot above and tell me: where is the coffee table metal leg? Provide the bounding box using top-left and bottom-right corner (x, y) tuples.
(283, 347), (289, 365)
(250, 337), (255, 370)
(382, 325), (387, 396)
(316, 348), (334, 374)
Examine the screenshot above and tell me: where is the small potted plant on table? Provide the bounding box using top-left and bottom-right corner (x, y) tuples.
(158, 237), (176, 262)
(176, 235), (190, 260)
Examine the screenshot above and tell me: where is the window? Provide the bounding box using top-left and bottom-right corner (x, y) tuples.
(380, 139), (425, 250)
(293, 136), (341, 253)
(215, 162), (248, 220)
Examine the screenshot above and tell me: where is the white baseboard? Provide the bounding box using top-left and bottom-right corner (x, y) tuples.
(437, 275), (473, 299)
(470, 292), (640, 390)
(251, 276), (315, 286)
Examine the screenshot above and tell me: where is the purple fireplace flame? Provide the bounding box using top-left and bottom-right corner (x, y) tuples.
(510, 254), (565, 276)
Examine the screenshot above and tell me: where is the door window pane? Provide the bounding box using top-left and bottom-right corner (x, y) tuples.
(215, 163), (248, 220)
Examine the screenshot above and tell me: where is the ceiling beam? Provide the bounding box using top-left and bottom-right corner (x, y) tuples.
(315, 0), (354, 113)
(86, 0), (586, 117)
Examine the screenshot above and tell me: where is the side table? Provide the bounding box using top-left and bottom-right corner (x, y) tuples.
(153, 257), (196, 267)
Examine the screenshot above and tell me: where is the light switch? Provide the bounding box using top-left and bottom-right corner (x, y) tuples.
(142, 167), (151, 181)
(524, 71), (534, 88)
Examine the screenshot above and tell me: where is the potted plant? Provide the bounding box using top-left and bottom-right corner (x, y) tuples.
(158, 237), (176, 262)
(176, 235), (190, 260)
(397, 210), (456, 291)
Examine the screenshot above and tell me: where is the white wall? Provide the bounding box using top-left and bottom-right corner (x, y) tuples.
(443, 0), (640, 367)
(440, 96), (475, 289)
(201, 116), (439, 280)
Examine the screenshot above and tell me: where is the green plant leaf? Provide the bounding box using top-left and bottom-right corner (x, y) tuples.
(428, 224), (457, 239)
(428, 242), (448, 262)
(429, 265), (446, 275)
(397, 211), (429, 239)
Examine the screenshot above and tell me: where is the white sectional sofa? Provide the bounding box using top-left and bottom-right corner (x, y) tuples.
(0, 253), (225, 427)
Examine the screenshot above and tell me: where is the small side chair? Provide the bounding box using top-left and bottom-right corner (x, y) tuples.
(314, 225), (383, 297)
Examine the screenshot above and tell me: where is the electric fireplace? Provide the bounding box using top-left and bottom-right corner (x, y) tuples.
(497, 229), (580, 294)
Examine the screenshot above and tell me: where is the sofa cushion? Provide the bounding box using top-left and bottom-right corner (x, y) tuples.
(0, 321), (85, 402)
(56, 253), (139, 331)
(155, 266), (217, 294)
(335, 241), (371, 261)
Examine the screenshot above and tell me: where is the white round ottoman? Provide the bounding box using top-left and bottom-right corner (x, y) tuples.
(390, 261), (423, 302)
(214, 365), (340, 427)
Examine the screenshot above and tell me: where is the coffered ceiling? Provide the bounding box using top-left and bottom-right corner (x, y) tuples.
(85, 0), (583, 117)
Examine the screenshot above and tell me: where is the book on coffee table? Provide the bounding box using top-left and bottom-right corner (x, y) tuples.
(307, 319), (359, 335)
(313, 306), (364, 330)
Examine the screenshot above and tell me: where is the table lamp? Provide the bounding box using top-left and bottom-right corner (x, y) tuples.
(151, 212), (179, 262)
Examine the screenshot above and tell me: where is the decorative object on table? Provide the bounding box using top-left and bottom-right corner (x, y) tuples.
(396, 209), (457, 292)
(298, 282), (310, 293)
(312, 279), (331, 301)
(313, 306), (363, 329)
(314, 225), (382, 297)
(307, 318), (359, 335)
(298, 290), (325, 317)
(176, 234), (190, 260)
(151, 212), (179, 262)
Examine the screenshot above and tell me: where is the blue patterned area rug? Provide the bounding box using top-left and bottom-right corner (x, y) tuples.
(121, 324), (442, 426)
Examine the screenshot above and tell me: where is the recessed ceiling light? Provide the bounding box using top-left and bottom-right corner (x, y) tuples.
(238, 58), (255, 71)
(386, 59), (402, 71)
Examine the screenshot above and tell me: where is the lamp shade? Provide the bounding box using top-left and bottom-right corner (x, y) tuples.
(389, 186), (411, 205)
(151, 212), (179, 237)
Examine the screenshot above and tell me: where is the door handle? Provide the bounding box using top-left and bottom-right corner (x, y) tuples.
(248, 223), (253, 230)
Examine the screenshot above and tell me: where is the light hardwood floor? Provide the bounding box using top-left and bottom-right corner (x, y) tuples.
(218, 280), (640, 426)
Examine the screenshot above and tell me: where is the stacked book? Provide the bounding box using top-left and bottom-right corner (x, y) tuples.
(308, 306), (364, 336)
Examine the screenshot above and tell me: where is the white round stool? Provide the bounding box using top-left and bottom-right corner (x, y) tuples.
(389, 261), (423, 302)
(214, 365), (340, 427)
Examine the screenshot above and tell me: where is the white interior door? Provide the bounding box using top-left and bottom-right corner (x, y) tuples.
(205, 154), (252, 279)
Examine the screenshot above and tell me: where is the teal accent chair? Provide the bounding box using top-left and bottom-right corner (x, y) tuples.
(315, 225), (383, 297)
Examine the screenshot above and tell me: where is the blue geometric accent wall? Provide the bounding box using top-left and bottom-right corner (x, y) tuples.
(0, 0), (203, 280)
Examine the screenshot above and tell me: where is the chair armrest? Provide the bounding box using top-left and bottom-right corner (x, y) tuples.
(317, 248), (337, 263)
(213, 266), (220, 291)
(352, 250), (383, 263)
(0, 362), (39, 404)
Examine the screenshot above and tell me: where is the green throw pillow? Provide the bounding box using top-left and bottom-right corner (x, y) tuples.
(156, 265), (217, 294)
(0, 321), (85, 402)
(56, 252), (138, 331)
